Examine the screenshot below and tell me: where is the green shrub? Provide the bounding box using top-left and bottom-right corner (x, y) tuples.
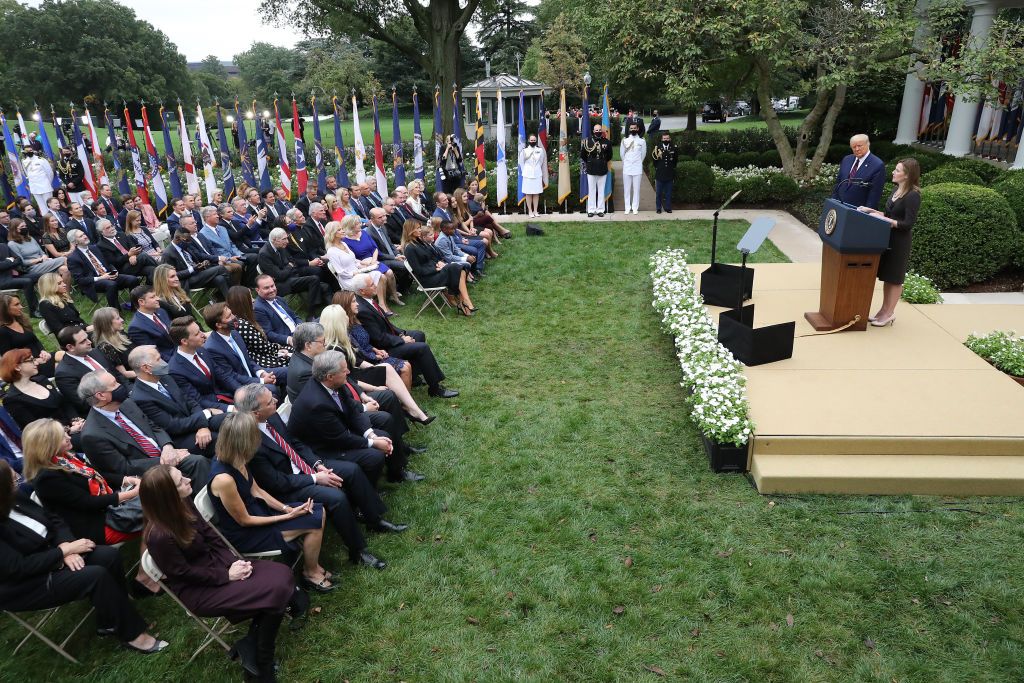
(787, 187), (831, 228)
(945, 158), (1004, 184)
(913, 152), (948, 174)
(909, 183), (1020, 288)
(737, 151), (762, 167)
(921, 166), (985, 187)
(695, 151), (716, 166)
(992, 172), (1024, 231)
(758, 149), (782, 167)
(715, 152), (741, 169)
(901, 272), (943, 304)
(674, 161), (715, 203)
(738, 176), (769, 203)
(826, 144), (849, 163)
(965, 331), (1024, 377)
(711, 176), (742, 203)
(764, 173), (801, 202)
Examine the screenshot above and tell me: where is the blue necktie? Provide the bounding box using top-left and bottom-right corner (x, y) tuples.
(227, 336), (253, 377)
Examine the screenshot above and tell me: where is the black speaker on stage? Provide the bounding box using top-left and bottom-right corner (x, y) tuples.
(718, 305), (795, 366)
(699, 190), (751, 307)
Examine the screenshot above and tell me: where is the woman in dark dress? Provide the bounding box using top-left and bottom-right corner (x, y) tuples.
(92, 306), (137, 381)
(0, 293), (54, 378)
(39, 214), (73, 259)
(36, 271), (89, 336)
(142, 464), (300, 682)
(153, 264), (201, 325)
(0, 460), (167, 654)
(858, 158), (921, 327)
(226, 286), (291, 371)
(206, 413), (333, 592)
(0, 350), (83, 446)
(402, 223), (475, 315)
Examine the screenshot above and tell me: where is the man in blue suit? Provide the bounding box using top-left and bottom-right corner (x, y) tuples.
(66, 229), (141, 308)
(199, 205), (257, 283)
(202, 301), (287, 396)
(127, 285), (175, 360)
(0, 406), (25, 474)
(833, 134), (886, 209)
(167, 317), (233, 410)
(253, 275), (302, 347)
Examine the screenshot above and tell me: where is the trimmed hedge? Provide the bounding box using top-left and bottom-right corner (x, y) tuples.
(674, 160), (715, 203)
(921, 166), (985, 187)
(909, 183), (1021, 288)
(992, 172), (1024, 237)
(945, 158), (1005, 184)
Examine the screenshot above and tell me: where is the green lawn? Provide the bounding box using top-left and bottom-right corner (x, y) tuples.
(695, 110), (808, 132)
(4, 220), (1024, 681)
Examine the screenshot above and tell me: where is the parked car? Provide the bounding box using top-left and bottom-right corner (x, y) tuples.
(730, 100), (751, 117)
(701, 101), (727, 123)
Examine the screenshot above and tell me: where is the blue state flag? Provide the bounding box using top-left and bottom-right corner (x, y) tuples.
(312, 96), (326, 196)
(235, 100), (257, 188)
(332, 96), (349, 188)
(216, 104), (236, 200)
(392, 90), (406, 188)
(105, 107), (132, 196)
(160, 106), (183, 200)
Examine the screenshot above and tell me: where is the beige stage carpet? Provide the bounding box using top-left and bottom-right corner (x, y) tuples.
(691, 263), (1024, 495)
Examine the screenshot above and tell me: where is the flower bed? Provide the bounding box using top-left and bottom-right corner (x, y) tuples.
(901, 272), (943, 304)
(965, 331), (1024, 385)
(650, 248), (754, 447)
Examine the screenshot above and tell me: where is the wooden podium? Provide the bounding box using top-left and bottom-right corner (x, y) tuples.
(805, 199), (892, 332)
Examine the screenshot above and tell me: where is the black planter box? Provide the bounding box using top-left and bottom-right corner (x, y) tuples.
(701, 434), (749, 473)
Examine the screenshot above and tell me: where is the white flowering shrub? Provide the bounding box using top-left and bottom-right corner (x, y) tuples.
(651, 249), (754, 446)
(711, 163), (839, 189)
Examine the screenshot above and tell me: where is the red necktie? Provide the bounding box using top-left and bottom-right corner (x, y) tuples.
(151, 314), (167, 333)
(851, 159), (861, 177)
(346, 382), (360, 402)
(111, 238), (128, 255)
(84, 355), (103, 372)
(267, 424), (314, 475)
(372, 300), (398, 333)
(192, 353), (211, 378)
(113, 412), (161, 458)
(84, 248), (108, 275)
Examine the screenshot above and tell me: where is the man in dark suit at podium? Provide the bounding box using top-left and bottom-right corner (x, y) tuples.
(833, 134), (886, 209)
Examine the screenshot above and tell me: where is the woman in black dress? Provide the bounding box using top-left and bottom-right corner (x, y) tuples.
(39, 214), (73, 259)
(858, 158), (921, 327)
(152, 264), (201, 325)
(91, 306), (137, 381)
(402, 223), (475, 316)
(36, 271), (89, 337)
(225, 286), (291, 371)
(0, 293), (54, 378)
(0, 350), (83, 447)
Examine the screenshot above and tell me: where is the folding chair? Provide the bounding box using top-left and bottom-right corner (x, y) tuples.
(4, 604), (93, 664)
(277, 397), (292, 424)
(140, 551), (232, 663)
(38, 319), (51, 336)
(188, 288), (213, 311)
(403, 260), (450, 319)
(193, 486), (282, 561)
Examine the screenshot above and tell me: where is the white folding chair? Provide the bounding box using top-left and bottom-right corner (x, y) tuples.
(277, 397), (292, 424)
(38, 319), (51, 336)
(141, 551), (232, 663)
(403, 260), (450, 319)
(193, 486), (282, 560)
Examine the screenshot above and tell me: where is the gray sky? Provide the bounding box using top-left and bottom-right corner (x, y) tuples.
(28, 0), (307, 62)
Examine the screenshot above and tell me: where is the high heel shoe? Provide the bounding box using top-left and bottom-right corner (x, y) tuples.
(408, 413), (435, 425)
(870, 316), (895, 327)
(456, 303), (473, 317)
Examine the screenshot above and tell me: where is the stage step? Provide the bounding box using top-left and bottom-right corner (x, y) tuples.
(755, 435), (1024, 457)
(750, 452), (1024, 496)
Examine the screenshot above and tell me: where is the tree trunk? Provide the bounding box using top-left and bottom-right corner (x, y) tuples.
(686, 107), (697, 131)
(427, 1), (465, 141)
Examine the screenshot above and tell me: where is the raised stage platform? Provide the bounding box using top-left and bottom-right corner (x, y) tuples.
(691, 263), (1024, 496)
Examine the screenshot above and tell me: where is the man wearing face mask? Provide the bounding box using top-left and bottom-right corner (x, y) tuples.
(23, 148), (55, 216)
(652, 132), (679, 214)
(55, 147), (87, 204)
(518, 134), (545, 217)
(580, 125), (613, 217)
(78, 370), (211, 489)
(54, 325), (133, 417)
(619, 124), (647, 215)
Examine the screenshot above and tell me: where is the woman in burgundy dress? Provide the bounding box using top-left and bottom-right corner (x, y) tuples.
(141, 464), (302, 682)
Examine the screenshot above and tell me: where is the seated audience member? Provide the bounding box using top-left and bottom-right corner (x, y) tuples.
(162, 228), (231, 301)
(353, 272), (458, 396)
(290, 350), (421, 486)
(66, 228), (142, 308)
(325, 219), (385, 297)
(123, 209), (162, 258)
(450, 188), (495, 260)
(302, 202), (329, 255)
(178, 214), (243, 285)
(285, 322), (330, 403)
(433, 219), (481, 277)
(37, 271), (89, 336)
(257, 228), (329, 318)
(405, 179), (432, 220)
(38, 214), (73, 259)
(341, 217), (400, 312)
(78, 370), (210, 488)
(324, 192), (345, 223)
(252, 275), (302, 347)
(367, 205), (410, 291)
(8, 217), (66, 278)
(466, 180), (512, 239)
(152, 263), (201, 324)
(222, 200), (263, 252)
(129, 345), (225, 457)
(0, 239), (37, 313)
(403, 224), (476, 316)
(127, 285), (175, 361)
(168, 317), (232, 410)
(262, 189), (288, 224)
(0, 293), (54, 378)
(0, 350), (83, 446)
(200, 205), (256, 282)
(237, 384), (394, 569)
(202, 302), (286, 396)
(0, 460), (167, 654)
(323, 298), (430, 418)
(226, 286), (291, 372)
(140, 465), (299, 681)
(92, 306), (137, 381)
(0, 407), (23, 473)
(96, 219), (157, 283)
(54, 324), (125, 416)
(294, 185), (320, 218)
(207, 412), (334, 592)
(22, 419), (157, 594)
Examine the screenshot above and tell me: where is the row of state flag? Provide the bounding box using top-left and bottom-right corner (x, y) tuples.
(0, 84), (615, 216)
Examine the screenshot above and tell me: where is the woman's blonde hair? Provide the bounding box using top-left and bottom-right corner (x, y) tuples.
(21, 419), (66, 481)
(325, 221), (349, 248)
(340, 214), (362, 238)
(92, 307), (130, 352)
(153, 264), (190, 305)
(451, 187), (470, 219)
(324, 194), (338, 210)
(124, 210), (142, 233)
(214, 412), (261, 469)
(37, 272), (71, 308)
(401, 219), (422, 248)
(319, 304), (356, 367)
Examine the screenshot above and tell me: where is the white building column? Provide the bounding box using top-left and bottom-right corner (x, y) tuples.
(894, 1), (932, 145)
(1013, 138), (1024, 169)
(943, 2), (999, 157)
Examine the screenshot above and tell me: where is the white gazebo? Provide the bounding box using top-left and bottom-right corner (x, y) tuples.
(461, 74), (549, 141)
